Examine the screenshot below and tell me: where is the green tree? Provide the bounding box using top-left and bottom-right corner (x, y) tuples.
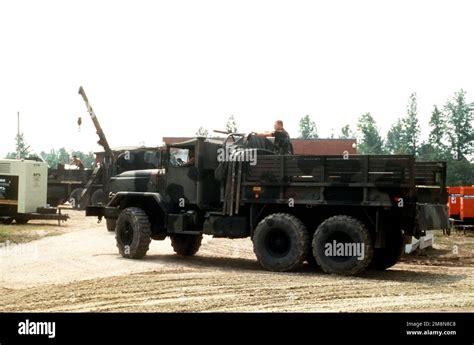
(339, 124), (355, 139)
(417, 141), (438, 161)
(298, 115), (318, 139)
(356, 112), (383, 154)
(446, 159), (474, 186)
(225, 115), (239, 133)
(443, 89), (473, 160)
(58, 147), (70, 165)
(196, 126), (209, 137)
(403, 92), (420, 155)
(384, 93), (420, 155)
(419, 105), (448, 161)
(40, 149), (59, 167)
(5, 134), (30, 159)
(385, 119), (406, 154)
(6, 133), (31, 159)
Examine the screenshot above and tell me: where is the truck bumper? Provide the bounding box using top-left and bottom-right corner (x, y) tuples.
(85, 206), (120, 219)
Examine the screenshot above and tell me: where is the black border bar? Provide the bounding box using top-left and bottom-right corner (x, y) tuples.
(0, 312), (472, 345)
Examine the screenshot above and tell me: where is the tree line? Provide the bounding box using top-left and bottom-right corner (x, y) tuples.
(348, 90), (473, 186)
(4, 136), (95, 169)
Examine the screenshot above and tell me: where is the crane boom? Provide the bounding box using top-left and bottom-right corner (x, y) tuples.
(78, 86), (114, 159)
(77, 86), (116, 207)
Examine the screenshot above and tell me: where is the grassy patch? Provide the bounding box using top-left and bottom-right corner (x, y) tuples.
(0, 224), (63, 244)
(402, 230), (474, 266)
(433, 230), (474, 251)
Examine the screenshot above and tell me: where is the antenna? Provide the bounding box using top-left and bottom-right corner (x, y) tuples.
(16, 112), (20, 159)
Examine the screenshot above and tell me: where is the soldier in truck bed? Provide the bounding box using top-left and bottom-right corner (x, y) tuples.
(256, 120), (293, 154)
(70, 155), (85, 170)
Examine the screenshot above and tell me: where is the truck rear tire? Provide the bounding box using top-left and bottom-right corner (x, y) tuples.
(253, 213), (309, 272)
(106, 218), (117, 232)
(312, 215), (373, 275)
(170, 234), (203, 256)
(370, 229), (404, 270)
(15, 218), (28, 224)
(91, 189), (106, 206)
(115, 207), (152, 259)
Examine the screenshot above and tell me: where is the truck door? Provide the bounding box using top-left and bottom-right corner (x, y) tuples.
(166, 146), (197, 205)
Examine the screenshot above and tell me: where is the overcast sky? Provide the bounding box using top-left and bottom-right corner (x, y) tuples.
(1, 0), (473, 158)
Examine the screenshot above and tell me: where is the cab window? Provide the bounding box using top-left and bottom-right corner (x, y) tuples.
(169, 148), (190, 167)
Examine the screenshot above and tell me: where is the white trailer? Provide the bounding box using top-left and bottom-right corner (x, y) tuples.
(0, 159), (69, 225)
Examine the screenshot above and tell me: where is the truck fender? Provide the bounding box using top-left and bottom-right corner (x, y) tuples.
(109, 192), (171, 215)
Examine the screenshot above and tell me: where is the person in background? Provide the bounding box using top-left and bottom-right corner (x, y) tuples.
(256, 120), (293, 154)
(70, 155), (85, 170)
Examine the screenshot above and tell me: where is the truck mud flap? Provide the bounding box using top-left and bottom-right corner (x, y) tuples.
(417, 203), (449, 231)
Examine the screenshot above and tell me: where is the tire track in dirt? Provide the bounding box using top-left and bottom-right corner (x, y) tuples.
(1, 264), (472, 312)
(1, 211), (473, 312)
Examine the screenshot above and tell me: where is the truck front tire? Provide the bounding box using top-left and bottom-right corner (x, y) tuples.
(106, 218), (117, 232)
(170, 234), (203, 256)
(253, 213), (309, 272)
(115, 207), (152, 259)
(312, 215), (373, 275)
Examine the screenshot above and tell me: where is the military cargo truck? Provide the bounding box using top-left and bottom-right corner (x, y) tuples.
(47, 166), (92, 207)
(86, 134), (449, 275)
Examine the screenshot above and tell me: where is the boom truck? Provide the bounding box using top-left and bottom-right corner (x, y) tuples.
(86, 133), (449, 275)
(71, 87), (162, 209)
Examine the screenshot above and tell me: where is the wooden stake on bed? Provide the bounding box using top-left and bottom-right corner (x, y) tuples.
(229, 160), (236, 216)
(235, 159), (242, 214)
(224, 162), (233, 215)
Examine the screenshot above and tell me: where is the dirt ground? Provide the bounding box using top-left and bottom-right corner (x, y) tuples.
(0, 210), (473, 312)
